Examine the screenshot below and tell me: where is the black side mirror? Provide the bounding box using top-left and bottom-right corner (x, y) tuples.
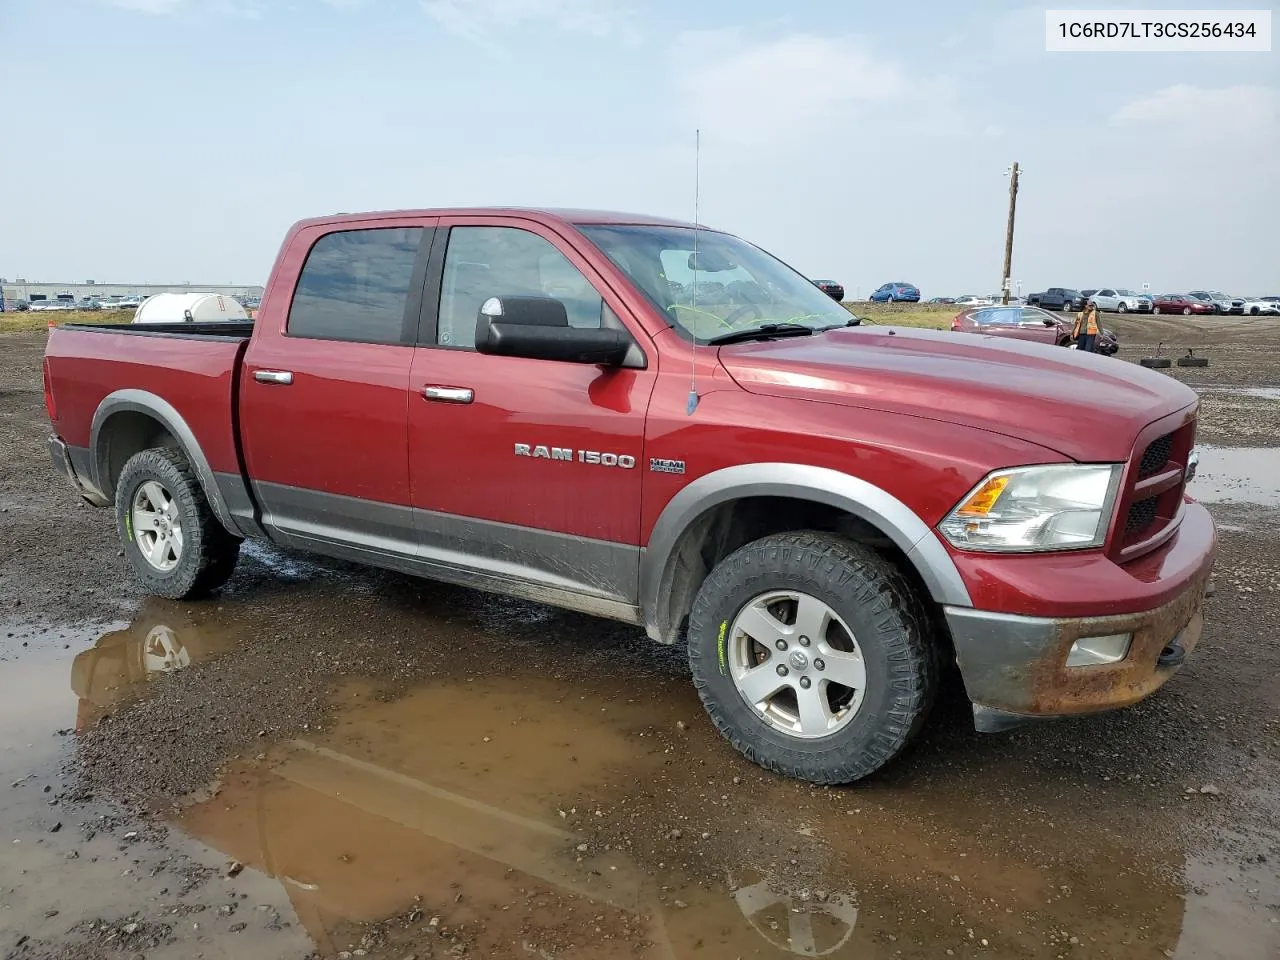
(474, 296), (630, 366)
(1042, 318), (1056, 326)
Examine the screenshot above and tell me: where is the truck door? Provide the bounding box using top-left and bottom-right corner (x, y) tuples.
(239, 218), (437, 559)
(407, 218), (656, 608)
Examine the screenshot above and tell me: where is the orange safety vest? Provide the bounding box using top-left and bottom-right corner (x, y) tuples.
(1073, 308), (1099, 337)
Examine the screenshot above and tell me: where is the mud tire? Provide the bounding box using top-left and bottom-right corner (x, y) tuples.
(115, 448), (241, 600)
(1176, 356), (1209, 368)
(687, 532), (938, 784)
(1140, 358), (1172, 369)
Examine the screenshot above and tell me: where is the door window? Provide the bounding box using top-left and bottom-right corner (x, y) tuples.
(436, 227), (603, 349)
(288, 228), (424, 344)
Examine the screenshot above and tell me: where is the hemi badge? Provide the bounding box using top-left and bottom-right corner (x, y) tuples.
(650, 458), (686, 475)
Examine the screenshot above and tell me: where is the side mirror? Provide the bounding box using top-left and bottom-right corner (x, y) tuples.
(1042, 318), (1056, 326)
(474, 296), (630, 366)
(845, 315), (862, 326)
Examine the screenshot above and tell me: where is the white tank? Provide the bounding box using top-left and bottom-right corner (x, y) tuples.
(132, 293), (249, 324)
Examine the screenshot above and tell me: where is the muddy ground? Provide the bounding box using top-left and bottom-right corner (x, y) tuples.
(1, 320), (1278, 960)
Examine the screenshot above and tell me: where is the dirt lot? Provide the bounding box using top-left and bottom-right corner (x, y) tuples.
(2, 318), (1278, 960)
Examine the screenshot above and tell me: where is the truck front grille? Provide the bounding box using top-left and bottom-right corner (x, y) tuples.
(1113, 420), (1197, 562)
(1139, 434), (1173, 478)
(1125, 497), (1158, 535)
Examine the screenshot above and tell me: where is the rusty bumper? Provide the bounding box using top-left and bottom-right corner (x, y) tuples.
(945, 570), (1210, 731)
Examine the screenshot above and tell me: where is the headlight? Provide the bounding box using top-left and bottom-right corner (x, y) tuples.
(939, 464), (1122, 552)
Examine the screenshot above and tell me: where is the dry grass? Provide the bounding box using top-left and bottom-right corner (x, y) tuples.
(845, 302), (956, 330)
(0, 310), (134, 334)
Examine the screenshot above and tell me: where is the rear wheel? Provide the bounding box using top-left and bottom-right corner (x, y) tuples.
(115, 448), (241, 599)
(686, 532), (937, 784)
(1153, 306), (1161, 315)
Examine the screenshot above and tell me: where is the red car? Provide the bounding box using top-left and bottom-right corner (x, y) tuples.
(951, 304), (1119, 354)
(45, 206), (1212, 784)
(1152, 295), (1216, 316)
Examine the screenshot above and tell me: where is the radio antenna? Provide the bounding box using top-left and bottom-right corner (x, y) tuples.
(687, 128), (701, 416)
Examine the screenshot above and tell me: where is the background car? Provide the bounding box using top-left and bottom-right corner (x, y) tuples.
(925, 296), (955, 304)
(28, 299), (78, 312)
(1089, 289), (1153, 313)
(1029, 288), (1084, 312)
(1187, 290), (1244, 314)
(951, 304), (1119, 354)
(1152, 294), (1215, 316)
(1240, 298), (1280, 316)
(869, 282), (920, 303)
(811, 279), (845, 301)
(953, 295), (994, 306)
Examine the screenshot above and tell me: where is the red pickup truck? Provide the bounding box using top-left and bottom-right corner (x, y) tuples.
(44, 208), (1215, 784)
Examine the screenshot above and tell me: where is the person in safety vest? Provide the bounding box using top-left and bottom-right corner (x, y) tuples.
(1072, 301), (1100, 352)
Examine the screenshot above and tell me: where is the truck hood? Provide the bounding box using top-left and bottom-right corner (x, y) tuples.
(719, 327), (1197, 462)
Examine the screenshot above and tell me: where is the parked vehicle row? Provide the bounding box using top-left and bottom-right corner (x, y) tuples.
(1026, 287), (1278, 316)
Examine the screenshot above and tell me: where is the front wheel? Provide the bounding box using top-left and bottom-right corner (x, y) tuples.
(1116, 302), (1128, 313)
(115, 447), (241, 599)
(687, 532), (937, 784)
(1182, 307), (1192, 316)
(1153, 306), (1161, 314)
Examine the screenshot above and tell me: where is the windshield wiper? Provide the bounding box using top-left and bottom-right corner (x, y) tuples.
(706, 323), (816, 346)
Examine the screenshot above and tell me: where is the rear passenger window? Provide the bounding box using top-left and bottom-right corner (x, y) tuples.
(288, 228), (423, 343)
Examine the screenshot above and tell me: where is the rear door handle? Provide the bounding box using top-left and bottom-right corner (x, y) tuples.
(254, 370), (294, 385)
(422, 385), (474, 404)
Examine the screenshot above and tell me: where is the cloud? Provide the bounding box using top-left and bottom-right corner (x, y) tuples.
(421, 0), (630, 45)
(1111, 84), (1280, 130)
(671, 30), (909, 145)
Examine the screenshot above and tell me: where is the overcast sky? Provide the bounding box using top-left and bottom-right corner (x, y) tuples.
(2, 0), (1277, 296)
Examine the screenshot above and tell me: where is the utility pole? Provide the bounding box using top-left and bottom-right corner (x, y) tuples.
(1001, 161), (1020, 305)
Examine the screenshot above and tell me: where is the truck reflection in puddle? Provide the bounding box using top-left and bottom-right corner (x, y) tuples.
(64, 614), (1212, 959)
(68, 602), (237, 731)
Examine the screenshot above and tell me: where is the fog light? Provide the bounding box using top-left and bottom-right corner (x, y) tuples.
(1066, 633), (1132, 667)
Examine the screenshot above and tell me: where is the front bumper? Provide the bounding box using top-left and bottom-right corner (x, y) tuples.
(944, 503), (1215, 730)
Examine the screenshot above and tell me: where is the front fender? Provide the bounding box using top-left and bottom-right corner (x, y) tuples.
(639, 462), (972, 642)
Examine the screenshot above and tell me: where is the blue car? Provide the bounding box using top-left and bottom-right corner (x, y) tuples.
(869, 282), (921, 303)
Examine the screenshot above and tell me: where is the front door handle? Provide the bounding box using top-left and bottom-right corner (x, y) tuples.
(254, 370), (294, 385)
(422, 385), (474, 404)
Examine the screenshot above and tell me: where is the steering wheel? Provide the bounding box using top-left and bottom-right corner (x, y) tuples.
(725, 302), (765, 326)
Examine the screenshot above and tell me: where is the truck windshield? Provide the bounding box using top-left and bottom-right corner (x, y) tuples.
(579, 224), (852, 343)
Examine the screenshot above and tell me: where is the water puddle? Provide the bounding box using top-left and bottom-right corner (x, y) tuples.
(1188, 447), (1280, 507)
(2, 592), (1277, 959)
(1192, 385), (1280, 401)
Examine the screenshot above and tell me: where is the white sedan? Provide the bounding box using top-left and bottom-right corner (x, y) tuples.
(954, 295), (995, 306)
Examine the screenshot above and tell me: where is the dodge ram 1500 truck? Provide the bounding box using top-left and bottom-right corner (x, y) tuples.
(44, 208), (1216, 784)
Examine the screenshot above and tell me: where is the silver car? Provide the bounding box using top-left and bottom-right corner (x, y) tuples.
(1089, 288), (1153, 313)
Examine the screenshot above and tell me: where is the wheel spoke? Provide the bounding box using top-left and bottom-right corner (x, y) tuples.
(821, 649), (866, 691)
(139, 482), (166, 513)
(133, 509), (161, 529)
(736, 664), (790, 706)
(169, 526), (184, 558)
(734, 603), (788, 645)
(792, 594), (831, 644)
(796, 683), (834, 736)
(787, 905), (818, 956)
(165, 498), (180, 522)
(147, 535), (170, 568)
